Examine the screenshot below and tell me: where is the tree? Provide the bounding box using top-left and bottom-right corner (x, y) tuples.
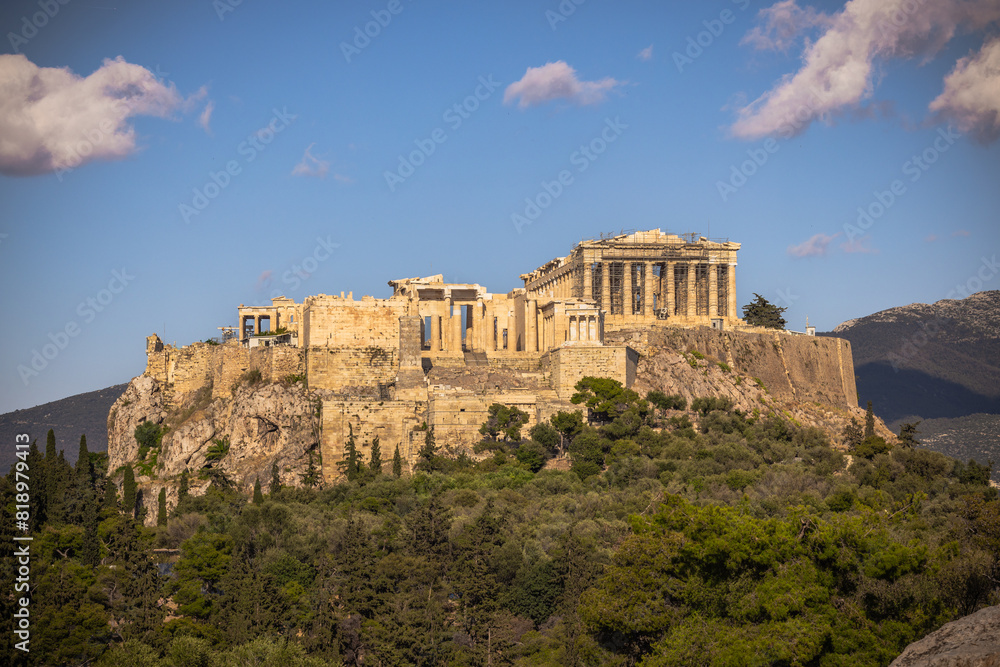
(742, 293), (787, 329)
(157, 488), (168, 526)
(122, 465), (137, 517)
(342, 424), (360, 481)
(178, 469), (189, 501)
(864, 401), (876, 440)
(571, 377), (648, 423)
(479, 403), (530, 442)
(392, 443), (403, 477)
(46, 428), (56, 461)
(842, 418), (864, 449)
(302, 451), (320, 488)
(369, 436), (382, 476)
(269, 461), (281, 495)
(103, 478), (118, 512)
(417, 427), (439, 472)
(898, 421), (921, 447)
(76, 434), (93, 488)
(253, 477), (264, 505)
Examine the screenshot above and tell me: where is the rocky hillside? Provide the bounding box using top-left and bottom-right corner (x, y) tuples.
(825, 290), (1000, 424)
(0, 383), (128, 472)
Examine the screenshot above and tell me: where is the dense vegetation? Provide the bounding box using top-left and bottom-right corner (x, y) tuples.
(2, 378), (998, 666)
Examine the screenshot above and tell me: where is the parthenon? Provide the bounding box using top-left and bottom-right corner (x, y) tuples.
(236, 229), (743, 362)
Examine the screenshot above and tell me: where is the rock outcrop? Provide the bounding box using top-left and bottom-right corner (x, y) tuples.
(890, 605), (1000, 666)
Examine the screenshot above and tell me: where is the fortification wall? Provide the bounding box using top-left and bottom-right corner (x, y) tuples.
(303, 297), (406, 348)
(607, 327), (858, 408)
(306, 347), (398, 393)
(549, 346), (630, 398)
(320, 399), (426, 481)
(428, 390), (540, 452)
(250, 346), (305, 382)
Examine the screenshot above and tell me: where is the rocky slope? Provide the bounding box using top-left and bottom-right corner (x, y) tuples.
(890, 605), (1000, 666)
(825, 290), (1000, 424)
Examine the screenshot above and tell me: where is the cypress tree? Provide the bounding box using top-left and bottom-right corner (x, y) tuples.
(864, 401), (875, 440)
(46, 429), (56, 462)
(81, 500), (101, 566)
(178, 469), (189, 500)
(253, 477), (264, 505)
(369, 436), (382, 476)
(76, 434), (93, 487)
(345, 424), (359, 481)
(157, 488), (168, 526)
(417, 427), (438, 471)
(392, 443), (403, 478)
(103, 479), (118, 510)
(122, 466), (137, 516)
(269, 461), (280, 495)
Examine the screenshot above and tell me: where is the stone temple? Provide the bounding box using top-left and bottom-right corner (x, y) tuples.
(146, 230), (755, 481)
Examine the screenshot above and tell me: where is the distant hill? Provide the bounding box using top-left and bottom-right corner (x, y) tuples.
(0, 383), (128, 473)
(821, 290), (1000, 474)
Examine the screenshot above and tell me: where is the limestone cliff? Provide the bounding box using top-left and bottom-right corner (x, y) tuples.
(889, 605), (1000, 666)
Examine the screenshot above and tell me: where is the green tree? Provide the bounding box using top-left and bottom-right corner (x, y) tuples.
(302, 451), (320, 488)
(392, 443), (403, 477)
(571, 377), (648, 423)
(122, 465), (137, 517)
(134, 421), (166, 460)
(369, 436), (382, 476)
(842, 417), (864, 449)
(416, 427), (439, 472)
(864, 400), (876, 440)
(741, 293), (787, 329)
(178, 469), (189, 501)
(76, 433), (93, 488)
(898, 421), (921, 447)
(253, 477), (264, 505)
(479, 403), (530, 442)
(157, 488), (168, 526)
(342, 424), (360, 481)
(269, 460), (281, 495)
(46, 428), (56, 461)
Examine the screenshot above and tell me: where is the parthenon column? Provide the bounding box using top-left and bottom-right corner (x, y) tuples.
(728, 264), (738, 321)
(623, 262), (632, 316)
(708, 263), (719, 318)
(583, 263), (593, 300)
(686, 262), (696, 318)
(528, 299), (539, 352)
(431, 310), (441, 352)
(665, 261), (675, 317)
(452, 305), (463, 352)
(601, 262), (611, 314)
(644, 262), (655, 315)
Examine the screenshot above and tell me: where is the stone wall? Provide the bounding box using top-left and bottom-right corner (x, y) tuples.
(302, 296), (406, 348)
(607, 327), (858, 409)
(549, 346), (631, 398)
(306, 347), (398, 393)
(428, 390), (541, 452)
(320, 399), (426, 481)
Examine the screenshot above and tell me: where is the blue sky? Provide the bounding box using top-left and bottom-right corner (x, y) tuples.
(1, 0), (998, 413)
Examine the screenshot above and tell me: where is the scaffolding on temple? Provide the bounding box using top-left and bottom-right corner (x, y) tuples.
(716, 265), (729, 317)
(673, 263), (688, 316)
(695, 264), (709, 316)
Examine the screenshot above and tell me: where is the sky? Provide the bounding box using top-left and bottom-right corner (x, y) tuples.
(1, 0), (998, 414)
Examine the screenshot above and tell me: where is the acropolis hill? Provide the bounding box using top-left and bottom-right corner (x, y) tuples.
(108, 230), (873, 512)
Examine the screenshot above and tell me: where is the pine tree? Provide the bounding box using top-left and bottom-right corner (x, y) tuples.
(269, 461), (281, 495)
(341, 424), (361, 481)
(417, 427), (438, 472)
(253, 477), (264, 505)
(369, 436), (382, 476)
(157, 488), (168, 526)
(122, 466), (137, 517)
(76, 434), (93, 488)
(741, 293), (788, 329)
(864, 401), (875, 440)
(392, 443), (403, 478)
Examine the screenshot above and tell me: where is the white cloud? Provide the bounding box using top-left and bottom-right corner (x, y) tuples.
(291, 143), (330, 178)
(0, 54), (187, 176)
(503, 61), (621, 109)
(198, 101), (214, 134)
(740, 0), (831, 52)
(930, 36), (1000, 143)
(787, 232), (839, 257)
(731, 0), (1000, 140)
(841, 236), (878, 254)
(638, 45), (654, 61)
